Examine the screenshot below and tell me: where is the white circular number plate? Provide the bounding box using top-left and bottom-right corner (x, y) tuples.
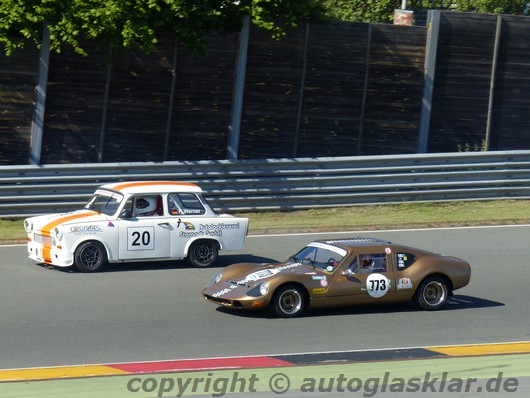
(366, 273), (390, 298)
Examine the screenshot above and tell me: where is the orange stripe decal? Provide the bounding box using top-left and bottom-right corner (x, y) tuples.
(112, 181), (198, 191)
(40, 212), (97, 263)
(42, 212), (97, 237)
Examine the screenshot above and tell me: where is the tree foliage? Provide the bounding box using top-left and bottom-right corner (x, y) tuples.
(0, 0), (325, 55)
(0, 0), (526, 56)
(454, 0), (526, 14)
(322, 0), (526, 23)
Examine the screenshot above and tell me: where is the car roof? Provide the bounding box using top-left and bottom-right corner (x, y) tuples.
(99, 181), (202, 195)
(316, 237), (392, 251)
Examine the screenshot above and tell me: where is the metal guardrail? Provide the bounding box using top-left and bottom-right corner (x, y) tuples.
(1, 151), (530, 218)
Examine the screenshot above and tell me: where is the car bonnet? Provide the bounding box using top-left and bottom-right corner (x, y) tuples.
(27, 210), (104, 236)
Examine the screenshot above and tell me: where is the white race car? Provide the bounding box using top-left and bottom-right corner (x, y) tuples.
(24, 181), (249, 272)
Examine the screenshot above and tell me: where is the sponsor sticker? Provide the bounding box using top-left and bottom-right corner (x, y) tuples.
(199, 222), (240, 231)
(307, 242), (348, 257)
(397, 277), (413, 289)
(69, 225), (102, 234)
(311, 275), (328, 287)
(243, 269), (279, 283)
(94, 189), (123, 201)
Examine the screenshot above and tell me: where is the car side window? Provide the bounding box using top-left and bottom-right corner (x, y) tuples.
(396, 253), (417, 270)
(134, 195), (163, 217)
(122, 197), (133, 213)
(168, 194), (184, 215)
(167, 193), (206, 216)
(347, 257), (359, 273)
(358, 253), (387, 274)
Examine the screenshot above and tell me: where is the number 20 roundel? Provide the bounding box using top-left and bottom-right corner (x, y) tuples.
(366, 273), (391, 298)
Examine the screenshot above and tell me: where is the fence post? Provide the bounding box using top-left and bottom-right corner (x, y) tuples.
(485, 15), (502, 151)
(29, 24), (50, 165)
(163, 40), (179, 161)
(293, 20), (310, 158)
(356, 23), (372, 156)
(227, 15), (250, 160)
(417, 10), (440, 153)
(98, 44), (112, 162)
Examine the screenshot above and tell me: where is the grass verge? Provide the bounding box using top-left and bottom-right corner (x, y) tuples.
(242, 200), (530, 234)
(3, 200), (530, 243)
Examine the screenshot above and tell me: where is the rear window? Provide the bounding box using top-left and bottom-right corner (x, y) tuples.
(396, 253), (417, 270)
(168, 193), (206, 215)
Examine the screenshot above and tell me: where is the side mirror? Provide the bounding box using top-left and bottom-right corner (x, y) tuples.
(341, 269), (353, 277)
(119, 209), (133, 219)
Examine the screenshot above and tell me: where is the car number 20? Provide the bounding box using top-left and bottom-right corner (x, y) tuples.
(127, 227), (154, 251)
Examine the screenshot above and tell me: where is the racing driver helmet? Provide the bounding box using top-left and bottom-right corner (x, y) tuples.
(136, 196), (157, 216)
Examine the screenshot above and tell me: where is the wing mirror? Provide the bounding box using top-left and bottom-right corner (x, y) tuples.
(119, 209), (133, 219)
(341, 268), (353, 277)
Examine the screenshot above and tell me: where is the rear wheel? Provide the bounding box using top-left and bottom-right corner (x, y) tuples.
(188, 240), (218, 268)
(74, 241), (107, 272)
(272, 285), (306, 318)
(415, 276), (449, 310)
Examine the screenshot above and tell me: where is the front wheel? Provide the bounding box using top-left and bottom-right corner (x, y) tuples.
(415, 276), (449, 310)
(272, 285), (306, 318)
(188, 240), (219, 268)
(74, 241), (107, 272)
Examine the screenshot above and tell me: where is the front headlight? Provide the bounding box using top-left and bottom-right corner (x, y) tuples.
(207, 272), (223, 287)
(24, 220), (33, 233)
(247, 282), (269, 297)
(51, 227), (63, 242)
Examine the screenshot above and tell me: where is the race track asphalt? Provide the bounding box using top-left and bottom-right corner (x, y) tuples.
(1, 225), (529, 397)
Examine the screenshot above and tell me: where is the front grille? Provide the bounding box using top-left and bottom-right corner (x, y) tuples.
(34, 233), (52, 246)
(204, 295), (231, 306)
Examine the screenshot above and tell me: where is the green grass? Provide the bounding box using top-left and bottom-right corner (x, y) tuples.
(4, 199), (530, 243)
(242, 200), (530, 234)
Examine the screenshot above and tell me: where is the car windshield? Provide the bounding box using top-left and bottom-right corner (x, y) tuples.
(287, 242), (347, 271)
(84, 189), (124, 216)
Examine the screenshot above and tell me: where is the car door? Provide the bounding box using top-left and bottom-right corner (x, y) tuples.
(118, 195), (172, 260)
(325, 250), (396, 304)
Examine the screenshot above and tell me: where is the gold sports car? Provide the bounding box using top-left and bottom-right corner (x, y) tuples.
(202, 237), (471, 318)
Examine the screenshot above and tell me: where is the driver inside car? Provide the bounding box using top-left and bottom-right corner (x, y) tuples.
(135, 196), (158, 216)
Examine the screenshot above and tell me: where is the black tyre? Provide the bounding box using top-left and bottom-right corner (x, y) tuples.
(74, 241), (107, 272)
(188, 240), (219, 268)
(272, 285), (306, 318)
(415, 276), (449, 310)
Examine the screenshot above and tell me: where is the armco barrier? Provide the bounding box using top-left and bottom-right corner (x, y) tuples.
(1, 151), (530, 218)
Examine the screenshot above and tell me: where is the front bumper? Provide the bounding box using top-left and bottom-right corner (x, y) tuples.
(27, 238), (74, 267)
(202, 293), (269, 310)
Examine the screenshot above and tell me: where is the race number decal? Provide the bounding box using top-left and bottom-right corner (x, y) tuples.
(127, 227), (154, 251)
(366, 273), (391, 298)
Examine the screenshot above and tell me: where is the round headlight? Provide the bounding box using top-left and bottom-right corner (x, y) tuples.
(259, 282), (269, 296)
(24, 220), (33, 233)
(52, 227), (63, 241)
(247, 282), (269, 297)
